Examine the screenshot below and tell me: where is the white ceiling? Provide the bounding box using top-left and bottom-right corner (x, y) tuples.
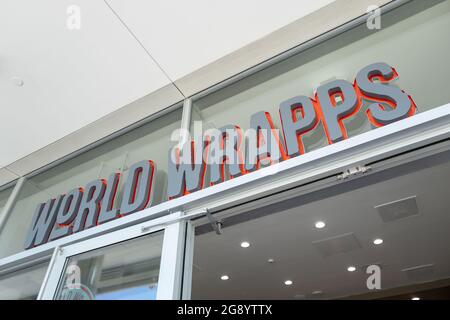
(192, 153), (450, 299)
(0, 0), (176, 166)
(0, 0), (335, 178)
(105, 0), (335, 81)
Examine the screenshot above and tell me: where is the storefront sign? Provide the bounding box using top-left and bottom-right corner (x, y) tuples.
(25, 62), (417, 249)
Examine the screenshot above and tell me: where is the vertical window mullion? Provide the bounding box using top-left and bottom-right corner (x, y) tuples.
(156, 212), (186, 299)
(0, 177), (26, 235)
(180, 98), (193, 148)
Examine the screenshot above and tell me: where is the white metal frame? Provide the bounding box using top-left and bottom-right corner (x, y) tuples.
(38, 211), (186, 300)
(0, 177), (26, 234)
(181, 221), (195, 300)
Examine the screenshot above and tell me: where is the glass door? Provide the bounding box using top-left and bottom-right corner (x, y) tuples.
(0, 261), (50, 300)
(54, 232), (163, 300)
(39, 214), (187, 300)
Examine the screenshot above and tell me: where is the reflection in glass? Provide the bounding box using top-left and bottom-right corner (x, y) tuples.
(55, 231), (163, 300)
(0, 186), (13, 220)
(0, 262), (49, 300)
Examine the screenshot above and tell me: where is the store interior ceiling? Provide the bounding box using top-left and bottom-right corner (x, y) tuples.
(192, 149), (450, 299)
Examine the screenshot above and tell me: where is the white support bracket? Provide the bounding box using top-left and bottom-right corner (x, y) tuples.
(204, 208), (223, 235)
(337, 165), (372, 180)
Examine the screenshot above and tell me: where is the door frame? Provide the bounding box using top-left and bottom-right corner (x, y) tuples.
(38, 211), (187, 300)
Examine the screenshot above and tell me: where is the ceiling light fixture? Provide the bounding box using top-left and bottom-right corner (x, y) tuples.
(240, 241), (250, 248)
(315, 221), (326, 229)
(347, 266), (356, 272)
(220, 275), (229, 281)
(373, 238), (384, 245)
(284, 280), (293, 286)
(411, 297), (420, 301)
(11, 76), (24, 87)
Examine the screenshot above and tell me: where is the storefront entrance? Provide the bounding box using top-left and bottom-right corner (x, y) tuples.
(1, 0), (450, 301)
(37, 213), (187, 300)
(190, 142), (450, 299)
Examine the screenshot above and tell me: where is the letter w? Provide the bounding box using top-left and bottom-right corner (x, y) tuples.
(24, 196), (63, 249)
(167, 138), (208, 199)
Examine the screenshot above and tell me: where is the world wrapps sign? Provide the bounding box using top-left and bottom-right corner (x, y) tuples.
(25, 62), (417, 249)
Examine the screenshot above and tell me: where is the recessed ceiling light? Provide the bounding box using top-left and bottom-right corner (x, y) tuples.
(11, 76), (24, 87)
(373, 238), (384, 245)
(284, 280), (293, 286)
(240, 241), (250, 248)
(411, 297), (420, 300)
(347, 266), (356, 272)
(220, 275), (229, 281)
(267, 258), (275, 264)
(315, 221), (326, 229)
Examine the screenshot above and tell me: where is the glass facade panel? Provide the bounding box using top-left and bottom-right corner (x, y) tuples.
(0, 262), (49, 300)
(0, 108), (182, 258)
(191, 0), (450, 188)
(0, 186), (13, 221)
(54, 231), (163, 300)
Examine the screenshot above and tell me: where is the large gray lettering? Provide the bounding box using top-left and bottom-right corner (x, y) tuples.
(316, 79), (359, 143)
(208, 125), (246, 185)
(49, 188), (83, 241)
(245, 111), (286, 172)
(120, 161), (155, 215)
(24, 195), (64, 249)
(73, 179), (106, 232)
(279, 95), (318, 157)
(356, 62), (415, 126)
(167, 139), (207, 198)
(98, 173), (121, 224)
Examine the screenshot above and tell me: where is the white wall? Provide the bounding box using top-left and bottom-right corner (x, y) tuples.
(2, 0), (395, 186)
